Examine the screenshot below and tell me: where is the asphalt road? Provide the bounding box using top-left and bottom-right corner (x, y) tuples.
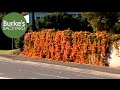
(0, 57), (119, 79)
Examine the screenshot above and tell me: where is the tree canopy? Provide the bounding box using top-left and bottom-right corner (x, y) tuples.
(36, 12), (93, 32)
(81, 12), (120, 33)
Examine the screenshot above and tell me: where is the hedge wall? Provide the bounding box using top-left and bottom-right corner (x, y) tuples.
(21, 29), (120, 66)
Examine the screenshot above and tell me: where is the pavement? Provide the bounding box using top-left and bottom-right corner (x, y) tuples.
(0, 54), (120, 79)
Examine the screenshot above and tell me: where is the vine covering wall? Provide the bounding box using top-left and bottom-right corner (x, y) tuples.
(21, 29), (120, 66)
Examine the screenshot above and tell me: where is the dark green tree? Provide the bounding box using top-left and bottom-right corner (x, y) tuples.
(37, 12), (92, 32)
(81, 12), (120, 33)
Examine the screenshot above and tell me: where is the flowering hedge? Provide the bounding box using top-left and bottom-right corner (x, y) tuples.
(21, 29), (120, 66)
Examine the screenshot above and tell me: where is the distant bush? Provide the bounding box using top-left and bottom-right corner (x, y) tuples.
(81, 12), (120, 33)
(36, 12), (93, 32)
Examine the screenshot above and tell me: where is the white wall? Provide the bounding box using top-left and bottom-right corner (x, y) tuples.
(24, 14), (29, 23)
(108, 40), (120, 67)
(34, 12), (53, 20)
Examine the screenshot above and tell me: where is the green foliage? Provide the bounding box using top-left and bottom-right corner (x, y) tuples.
(108, 35), (120, 43)
(112, 22), (120, 34)
(90, 36), (97, 43)
(81, 12), (120, 33)
(27, 23), (32, 30)
(14, 23), (31, 50)
(36, 12), (93, 32)
(14, 36), (24, 51)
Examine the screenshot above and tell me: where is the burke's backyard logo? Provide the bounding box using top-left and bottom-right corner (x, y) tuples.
(3, 20), (26, 30)
(1, 12), (27, 38)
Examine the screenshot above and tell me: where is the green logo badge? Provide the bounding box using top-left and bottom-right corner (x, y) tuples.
(1, 12), (27, 38)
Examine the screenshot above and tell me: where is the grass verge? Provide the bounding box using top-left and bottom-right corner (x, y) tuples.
(0, 49), (20, 55)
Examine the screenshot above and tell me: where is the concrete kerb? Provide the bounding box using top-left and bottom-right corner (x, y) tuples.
(0, 56), (120, 78)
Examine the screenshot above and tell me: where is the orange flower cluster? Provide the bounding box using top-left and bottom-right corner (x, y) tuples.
(22, 29), (73, 61)
(21, 29), (120, 66)
(70, 31), (111, 66)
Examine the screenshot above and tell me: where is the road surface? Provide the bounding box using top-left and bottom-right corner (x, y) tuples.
(0, 57), (120, 79)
